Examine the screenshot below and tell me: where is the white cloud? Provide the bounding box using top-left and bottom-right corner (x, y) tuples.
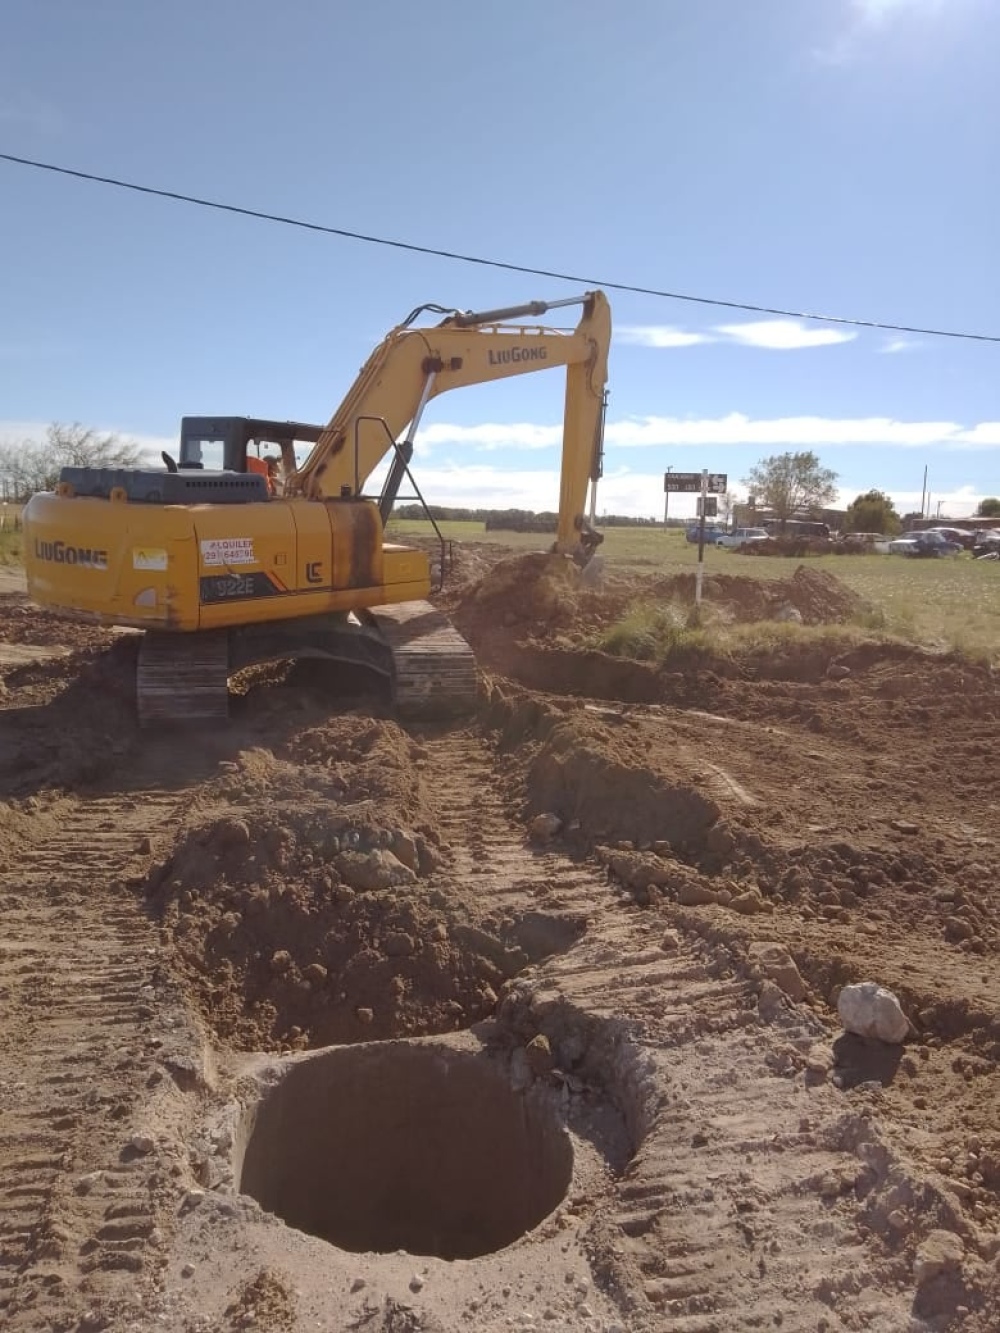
(618, 325), (714, 349)
(879, 336), (922, 354)
(951, 423), (1000, 449)
(607, 413), (957, 448)
(617, 319), (857, 352)
(420, 413), (992, 451)
(420, 421), (560, 451)
(817, 0), (952, 62)
(381, 462), (993, 521)
(853, 0), (945, 26)
(8, 414), (999, 462)
(714, 319), (857, 350)
(4, 417), (993, 522)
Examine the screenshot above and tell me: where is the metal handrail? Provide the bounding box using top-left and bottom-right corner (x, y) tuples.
(352, 415), (449, 592)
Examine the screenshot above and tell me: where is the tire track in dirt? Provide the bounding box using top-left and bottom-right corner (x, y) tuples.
(419, 728), (604, 924)
(0, 772), (190, 1329)
(509, 917), (935, 1330)
(416, 729), (923, 1330)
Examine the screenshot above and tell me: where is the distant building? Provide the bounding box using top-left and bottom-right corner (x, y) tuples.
(732, 503), (845, 533)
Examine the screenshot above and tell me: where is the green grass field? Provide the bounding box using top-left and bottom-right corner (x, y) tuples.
(0, 529), (22, 566)
(386, 519), (1000, 661)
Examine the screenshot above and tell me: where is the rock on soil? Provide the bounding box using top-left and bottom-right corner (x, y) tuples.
(838, 981), (910, 1044)
(749, 941), (807, 1002)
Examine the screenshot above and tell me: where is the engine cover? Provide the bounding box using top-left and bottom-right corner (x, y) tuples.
(59, 467), (268, 505)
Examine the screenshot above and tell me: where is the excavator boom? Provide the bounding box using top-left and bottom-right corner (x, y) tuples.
(289, 290), (611, 557)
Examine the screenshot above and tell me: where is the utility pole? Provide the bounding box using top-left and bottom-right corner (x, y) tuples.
(920, 465), (928, 519)
(663, 467), (672, 529)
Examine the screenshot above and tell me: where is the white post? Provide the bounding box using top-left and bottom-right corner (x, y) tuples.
(695, 468), (708, 606)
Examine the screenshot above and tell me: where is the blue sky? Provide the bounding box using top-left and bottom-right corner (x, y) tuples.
(2, 0), (998, 519)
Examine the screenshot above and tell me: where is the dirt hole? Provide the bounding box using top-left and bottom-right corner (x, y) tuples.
(238, 1042), (573, 1260)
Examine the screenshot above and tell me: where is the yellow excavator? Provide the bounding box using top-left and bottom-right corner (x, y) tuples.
(23, 290), (611, 725)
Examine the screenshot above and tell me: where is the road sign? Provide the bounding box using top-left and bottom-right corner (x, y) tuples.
(663, 472), (703, 493)
(697, 496), (718, 518)
(664, 471), (728, 494)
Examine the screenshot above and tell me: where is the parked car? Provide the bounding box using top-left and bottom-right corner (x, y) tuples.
(685, 524), (720, 544)
(924, 526), (978, 550)
(887, 531), (962, 558)
(972, 530), (1000, 559)
(716, 526), (770, 551)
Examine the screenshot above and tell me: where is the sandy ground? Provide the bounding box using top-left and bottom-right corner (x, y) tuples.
(1, 549), (998, 1332)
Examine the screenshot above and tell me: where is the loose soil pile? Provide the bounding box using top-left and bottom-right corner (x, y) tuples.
(448, 550), (867, 635)
(144, 716), (552, 1052)
(0, 635), (140, 795)
(443, 550), (873, 697)
(0, 592), (121, 649)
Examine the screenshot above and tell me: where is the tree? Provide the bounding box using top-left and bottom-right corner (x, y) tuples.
(976, 497), (1000, 517)
(843, 489), (902, 536)
(719, 490), (735, 526)
(742, 451), (838, 531)
(0, 423), (144, 501)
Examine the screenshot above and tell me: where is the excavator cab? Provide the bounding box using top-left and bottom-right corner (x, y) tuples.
(176, 416), (323, 488)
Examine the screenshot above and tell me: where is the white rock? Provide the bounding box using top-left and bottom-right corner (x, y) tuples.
(837, 982), (909, 1044)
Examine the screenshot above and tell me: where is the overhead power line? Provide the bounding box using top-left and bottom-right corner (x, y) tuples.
(2, 149), (999, 345)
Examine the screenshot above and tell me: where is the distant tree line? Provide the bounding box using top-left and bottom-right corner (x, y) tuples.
(392, 504), (663, 530)
(0, 423), (143, 501)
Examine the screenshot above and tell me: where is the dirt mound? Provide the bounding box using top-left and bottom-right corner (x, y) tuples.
(144, 713), (556, 1051)
(148, 818), (511, 1051)
(453, 553), (875, 709)
(276, 714), (428, 819)
(449, 550), (634, 638)
(0, 592), (121, 649)
(487, 689), (723, 855)
(0, 638), (140, 796)
(449, 554), (868, 670)
(641, 565), (867, 626)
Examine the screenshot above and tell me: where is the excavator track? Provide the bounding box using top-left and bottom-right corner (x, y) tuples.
(369, 600), (478, 718)
(136, 629), (230, 728)
(135, 603), (477, 728)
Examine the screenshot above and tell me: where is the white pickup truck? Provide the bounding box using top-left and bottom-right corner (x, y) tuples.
(715, 526), (770, 551)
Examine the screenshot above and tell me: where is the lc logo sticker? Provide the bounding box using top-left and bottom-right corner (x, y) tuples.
(305, 561), (324, 584)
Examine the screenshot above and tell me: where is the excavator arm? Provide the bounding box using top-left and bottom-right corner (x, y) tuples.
(287, 291), (611, 557)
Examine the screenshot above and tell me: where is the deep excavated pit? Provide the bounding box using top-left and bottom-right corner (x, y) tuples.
(237, 1042), (573, 1260)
